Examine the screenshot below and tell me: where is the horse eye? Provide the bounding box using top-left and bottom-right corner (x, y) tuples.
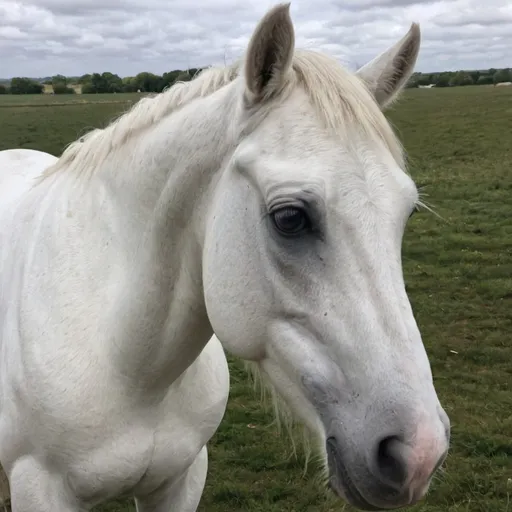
(272, 207), (309, 235)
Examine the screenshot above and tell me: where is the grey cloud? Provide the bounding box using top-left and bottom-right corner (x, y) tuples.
(22, 0), (167, 15)
(324, 0), (441, 11)
(432, 10), (512, 27)
(0, 0), (510, 78)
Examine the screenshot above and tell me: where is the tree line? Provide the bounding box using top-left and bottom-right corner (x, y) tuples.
(0, 69), (203, 95)
(407, 68), (511, 88)
(0, 66), (510, 95)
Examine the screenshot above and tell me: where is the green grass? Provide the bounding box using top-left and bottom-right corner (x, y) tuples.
(0, 92), (149, 106)
(0, 86), (511, 511)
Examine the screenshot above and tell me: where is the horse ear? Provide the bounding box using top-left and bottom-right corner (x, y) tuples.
(356, 23), (421, 109)
(244, 2), (295, 103)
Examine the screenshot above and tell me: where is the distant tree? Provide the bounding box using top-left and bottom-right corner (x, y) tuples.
(469, 70), (480, 83)
(493, 69), (511, 84)
(51, 74), (68, 88)
(82, 72), (123, 93)
(449, 71), (473, 86)
(9, 77), (44, 94)
(78, 74), (92, 84)
(91, 73), (108, 93)
(121, 76), (138, 93)
(477, 75), (493, 85)
(134, 72), (161, 92)
(100, 72), (123, 92)
(175, 71), (191, 83)
(159, 70), (183, 91)
(81, 83), (96, 94)
(416, 74), (433, 86)
(188, 68), (200, 78)
(53, 83), (75, 94)
(0, 84), (7, 94)
(435, 73), (451, 87)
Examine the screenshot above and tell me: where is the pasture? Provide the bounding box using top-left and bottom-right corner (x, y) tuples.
(0, 84), (510, 512)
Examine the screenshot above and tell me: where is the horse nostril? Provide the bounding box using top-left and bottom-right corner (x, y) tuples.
(375, 436), (407, 489)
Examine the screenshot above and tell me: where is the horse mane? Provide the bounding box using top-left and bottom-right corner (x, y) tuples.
(41, 49), (404, 180)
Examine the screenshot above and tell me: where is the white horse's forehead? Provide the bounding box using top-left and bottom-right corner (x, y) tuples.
(235, 134), (418, 214)
(345, 147), (419, 207)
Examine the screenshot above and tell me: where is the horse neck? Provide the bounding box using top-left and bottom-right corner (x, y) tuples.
(99, 83), (240, 235)
(58, 83), (239, 389)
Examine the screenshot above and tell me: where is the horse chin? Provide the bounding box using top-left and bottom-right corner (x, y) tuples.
(325, 437), (390, 511)
(327, 472), (383, 511)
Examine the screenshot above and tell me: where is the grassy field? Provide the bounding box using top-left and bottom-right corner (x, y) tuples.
(0, 92), (149, 106)
(0, 86), (511, 512)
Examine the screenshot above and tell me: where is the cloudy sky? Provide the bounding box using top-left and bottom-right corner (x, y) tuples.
(0, 0), (510, 78)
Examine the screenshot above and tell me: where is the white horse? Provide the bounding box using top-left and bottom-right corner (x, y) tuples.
(0, 4), (450, 511)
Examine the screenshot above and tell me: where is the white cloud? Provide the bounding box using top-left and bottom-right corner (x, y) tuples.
(0, 0), (509, 78)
